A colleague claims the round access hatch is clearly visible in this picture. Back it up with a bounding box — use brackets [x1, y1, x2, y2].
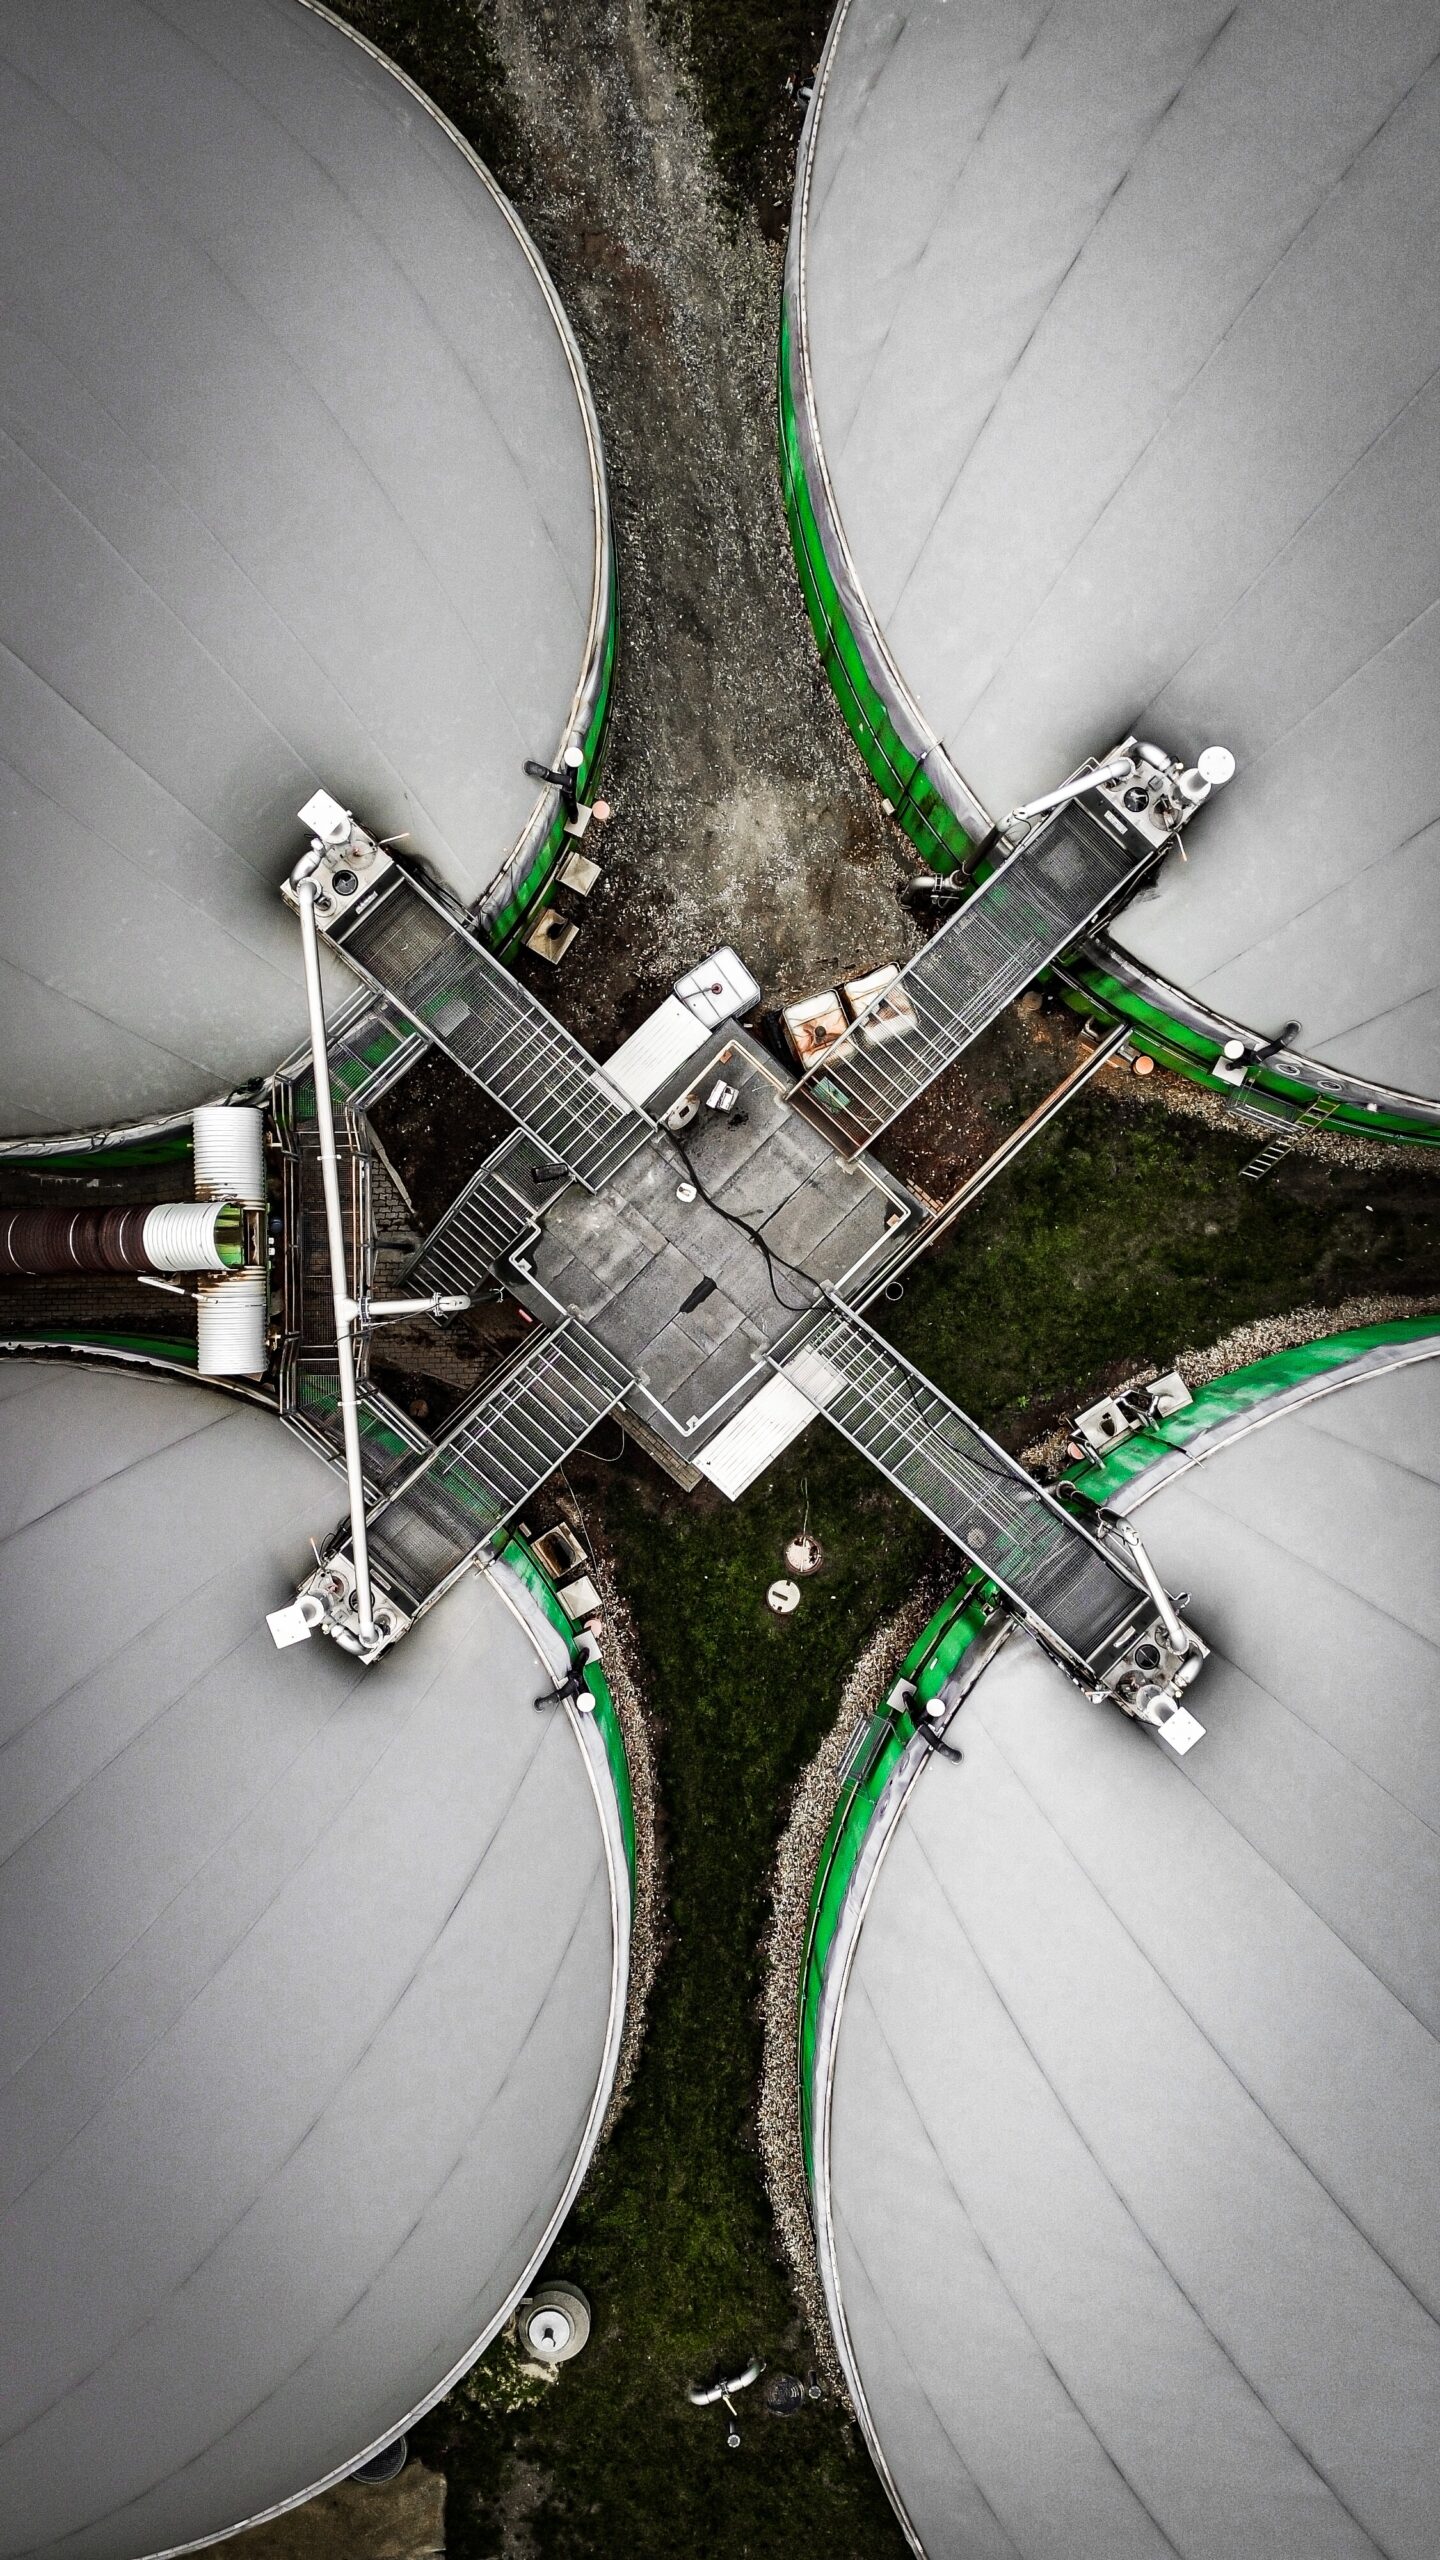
[518, 2283, 592, 2364]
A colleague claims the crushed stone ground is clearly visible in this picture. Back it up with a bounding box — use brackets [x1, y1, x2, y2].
[490, 0, 919, 1054]
[755, 1569, 949, 2404]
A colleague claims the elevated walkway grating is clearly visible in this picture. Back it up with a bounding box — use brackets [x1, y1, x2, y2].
[791, 804, 1155, 1150]
[403, 1131, 559, 1299]
[273, 986, 428, 1132]
[280, 1360, 434, 1496]
[775, 1303, 1144, 1670]
[327, 870, 651, 1189]
[354, 1319, 634, 1617]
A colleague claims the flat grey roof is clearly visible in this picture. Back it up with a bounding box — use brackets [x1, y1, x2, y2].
[0, 1363, 621, 2560]
[0, 0, 605, 1138]
[520, 1031, 916, 1464]
[796, 0, 1440, 1096]
[824, 1337, 1440, 2558]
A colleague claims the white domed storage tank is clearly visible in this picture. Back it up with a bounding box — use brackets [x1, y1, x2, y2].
[0, 1360, 631, 2559]
[0, 0, 612, 1141]
[783, 0, 1440, 1141]
[802, 1318, 1440, 2558]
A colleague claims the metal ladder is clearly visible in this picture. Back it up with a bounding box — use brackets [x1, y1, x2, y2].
[402, 1131, 561, 1300]
[335, 1319, 634, 1620]
[323, 867, 651, 1189]
[1239, 1093, 1341, 1178]
[790, 800, 1155, 1151]
[774, 1302, 1147, 1674]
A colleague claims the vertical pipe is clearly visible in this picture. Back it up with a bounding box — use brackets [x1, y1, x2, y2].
[292, 874, 377, 1646]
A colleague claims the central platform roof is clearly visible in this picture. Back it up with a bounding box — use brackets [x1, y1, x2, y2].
[0, 1362, 625, 2560]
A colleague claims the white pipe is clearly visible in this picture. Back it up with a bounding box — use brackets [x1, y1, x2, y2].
[1008, 754, 1136, 825]
[292, 869, 376, 1646]
[140, 1199, 234, 1271]
[195, 1267, 268, 1377]
[362, 1294, 472, 1320]
[1108, 1515, 1187, 1652]
[193, 1103, 266, 1206]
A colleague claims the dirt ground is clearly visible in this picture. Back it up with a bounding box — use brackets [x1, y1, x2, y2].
[490, 0, 919, 1052]
[228, 2463, 444, 2559]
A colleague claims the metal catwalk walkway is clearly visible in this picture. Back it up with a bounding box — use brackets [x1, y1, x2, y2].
[777, 1303, 1147, 1674]
[403, 1129, 560, 1300]
[325, 860, 651, 1188]
[335, 1319, 634, 1620]
[791, 802, 1155, 1151]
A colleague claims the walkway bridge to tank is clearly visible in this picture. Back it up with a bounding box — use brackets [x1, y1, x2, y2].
[285, 800, 1205, 1732]
[788, 799, 1159, 1152]
[774, 1301, 1149, 1680]
[318, 861, 652, 1189]
[323, 1318, 633, 1626]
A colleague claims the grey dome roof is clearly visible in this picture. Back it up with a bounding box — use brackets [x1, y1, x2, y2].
[0, 0, 607, 1140]
[0, 1363, 626, 2560]
[791, 0, 1440, 1098]
[817, 1331, 1440, 2558]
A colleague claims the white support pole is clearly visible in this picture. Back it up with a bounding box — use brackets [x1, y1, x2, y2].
[292, 864, 377, 1646]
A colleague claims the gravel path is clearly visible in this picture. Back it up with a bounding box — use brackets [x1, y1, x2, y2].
[1019, 1287, 1440, 1476]
[552, 1477, 665, 2145]
[491, 0, 918, 1050]
[755, 1569, 949, 2402]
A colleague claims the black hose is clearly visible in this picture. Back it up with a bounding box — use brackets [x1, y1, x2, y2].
[659, 1127, 816, 1315]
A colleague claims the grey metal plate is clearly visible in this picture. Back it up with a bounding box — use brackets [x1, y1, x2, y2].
[0, 0, 601, 1135]
[797, 0, 1440, 1095]
[0, 1363, 619, 2560]
[825, 1345, 1440, 2559]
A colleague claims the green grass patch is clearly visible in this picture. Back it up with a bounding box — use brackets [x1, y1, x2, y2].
[416, 1434, 925, 2557]
[881, 1092, 1438, 1442]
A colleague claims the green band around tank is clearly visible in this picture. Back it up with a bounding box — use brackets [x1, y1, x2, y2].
[798, 1571, 994, 2184]
[1066, 1316, 1440, 1507]
[486, 555, 619, 956]
[0, 1330, 199, 1366]
[778, 309, 976, 876]
[0, 1130, 196, 1171]
[500, 1532, 636, 1887]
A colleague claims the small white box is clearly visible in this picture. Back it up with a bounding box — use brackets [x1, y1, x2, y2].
[267, 1600, 315, 1649]
[674, 946, 762, 1028]
[1157, 1705, 1206, 1755]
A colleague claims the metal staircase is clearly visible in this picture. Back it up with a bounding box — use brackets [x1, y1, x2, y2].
[332, 1319, 634, 1621]
[402, 1130, 562, 1300]
[775, 1303, 1149, 1675]
[321, 863, 651, 1189]
[1239, 1092, 1341, 1179]
[791, 801, 1156, 1151]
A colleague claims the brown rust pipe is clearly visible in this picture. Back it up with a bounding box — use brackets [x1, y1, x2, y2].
[0, 1200, 242, 1276]
[0, 1206, 157, 1275]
